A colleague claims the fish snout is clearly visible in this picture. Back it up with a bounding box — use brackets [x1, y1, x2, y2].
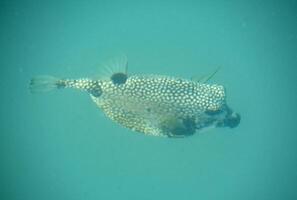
[224, 112, 241, 128]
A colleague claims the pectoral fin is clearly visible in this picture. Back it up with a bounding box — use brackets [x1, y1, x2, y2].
[160, 116, 196, 138]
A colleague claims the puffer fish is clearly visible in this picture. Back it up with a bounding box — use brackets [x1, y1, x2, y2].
[29, 57, 240, 138]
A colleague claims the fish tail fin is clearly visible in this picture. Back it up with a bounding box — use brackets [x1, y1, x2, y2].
[29, 75, 66, 93]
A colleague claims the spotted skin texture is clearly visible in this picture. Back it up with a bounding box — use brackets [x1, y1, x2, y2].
[64, 75, 227, 137]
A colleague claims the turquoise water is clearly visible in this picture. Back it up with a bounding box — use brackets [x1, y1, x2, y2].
[1, 1, 297, 199]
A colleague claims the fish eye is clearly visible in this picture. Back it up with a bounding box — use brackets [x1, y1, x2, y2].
[111, 72, 127, 85]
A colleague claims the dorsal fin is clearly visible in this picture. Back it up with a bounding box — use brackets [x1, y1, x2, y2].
[94, 55, 128, 80]
[191, 67, 220, 83]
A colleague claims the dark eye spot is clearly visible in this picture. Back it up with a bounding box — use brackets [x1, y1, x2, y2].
[111, 73, 127, 85]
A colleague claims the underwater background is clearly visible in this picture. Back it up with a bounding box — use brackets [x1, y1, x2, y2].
[1, 0, 297, 200]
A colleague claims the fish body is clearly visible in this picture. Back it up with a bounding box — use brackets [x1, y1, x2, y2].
[30, 61, 240, 138]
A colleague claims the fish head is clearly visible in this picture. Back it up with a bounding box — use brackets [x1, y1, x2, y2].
[205, 104, 240, 129]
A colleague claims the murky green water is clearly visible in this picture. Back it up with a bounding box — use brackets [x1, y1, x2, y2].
[1, 1, 297, 199]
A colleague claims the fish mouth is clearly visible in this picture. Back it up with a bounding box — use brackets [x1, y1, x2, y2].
[206, 105, 241, 129]
[224, 112, 241, 128]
